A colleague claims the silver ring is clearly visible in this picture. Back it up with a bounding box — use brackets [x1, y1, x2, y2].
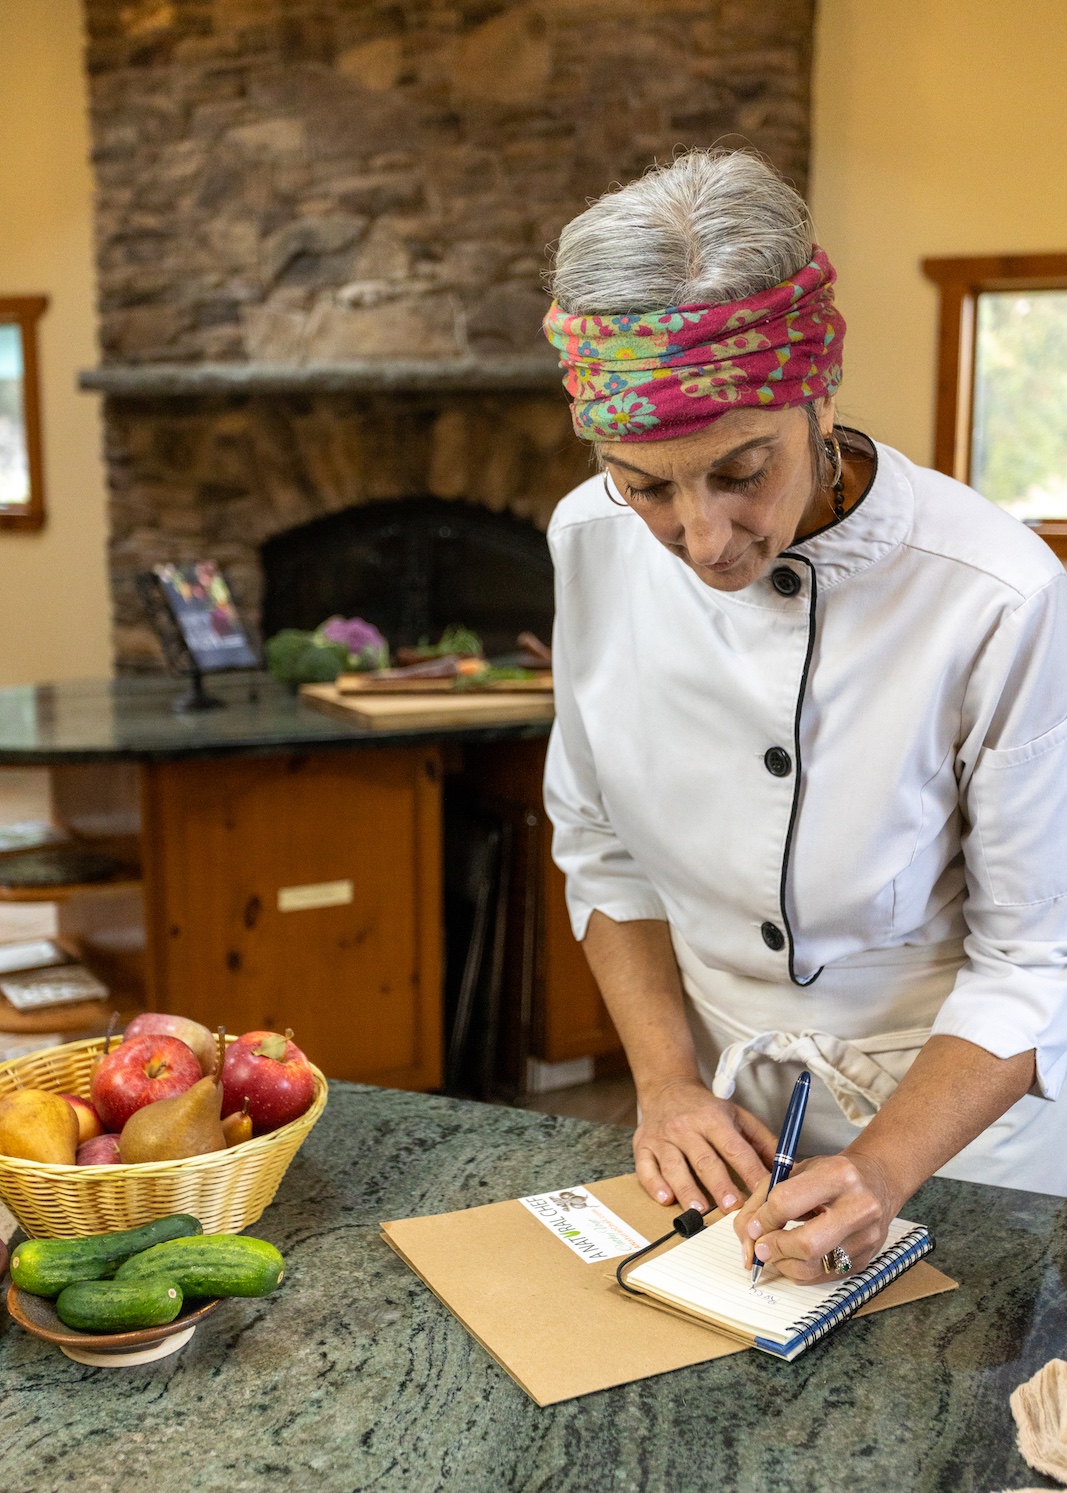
[822, 1246, 852, 1276]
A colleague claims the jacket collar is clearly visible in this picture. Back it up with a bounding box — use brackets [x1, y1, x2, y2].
[787, 440, 913, 588]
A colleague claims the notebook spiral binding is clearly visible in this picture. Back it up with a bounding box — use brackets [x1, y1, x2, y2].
[789, 1226, 933, 1351]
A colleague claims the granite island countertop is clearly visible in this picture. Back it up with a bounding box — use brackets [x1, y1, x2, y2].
[0, 675, 551, 764]
[1, 1085, 1065, 1493]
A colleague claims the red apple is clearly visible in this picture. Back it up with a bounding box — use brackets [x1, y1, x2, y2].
[90, 1035, 202, 1132]
[60, 1094, 103, 1145]
[221, 1029, 315, 1135]
[124, 1012, 218, 1076]
[77, 1133, 122, 1166]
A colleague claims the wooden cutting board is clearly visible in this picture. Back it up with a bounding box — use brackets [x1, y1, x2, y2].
[333, 672, 553, 694]
[300, 683, 555, 731]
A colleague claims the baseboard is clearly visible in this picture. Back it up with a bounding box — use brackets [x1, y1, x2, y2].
[524, 1055, 595, 1094]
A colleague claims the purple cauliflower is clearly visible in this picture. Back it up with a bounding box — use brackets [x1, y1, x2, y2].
[317, 616, 389, 671]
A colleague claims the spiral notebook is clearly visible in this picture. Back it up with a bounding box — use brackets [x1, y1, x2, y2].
[626, 1213, 934, 1361]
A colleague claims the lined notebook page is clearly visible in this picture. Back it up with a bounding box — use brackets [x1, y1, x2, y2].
[628, 1214, 918, 1343]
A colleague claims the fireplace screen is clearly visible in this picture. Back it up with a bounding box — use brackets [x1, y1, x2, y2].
[260, 497, 554, 659]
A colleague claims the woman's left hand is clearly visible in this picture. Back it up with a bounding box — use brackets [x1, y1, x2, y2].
[732, 1151, 898, 1283]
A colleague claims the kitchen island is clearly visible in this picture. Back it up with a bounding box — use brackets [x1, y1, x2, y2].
[0, 677, 615, 1091]
[1, 1086, 1062, 1492]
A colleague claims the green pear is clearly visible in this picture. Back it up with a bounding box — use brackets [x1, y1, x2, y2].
[119, 1075, 226, 1163]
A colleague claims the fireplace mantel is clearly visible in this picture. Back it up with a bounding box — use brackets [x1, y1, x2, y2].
[78, 359, 564, 399]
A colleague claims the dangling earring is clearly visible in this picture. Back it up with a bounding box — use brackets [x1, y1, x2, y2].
[824, 434, 845, 520]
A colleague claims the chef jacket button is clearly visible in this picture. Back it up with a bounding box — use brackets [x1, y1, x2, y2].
[771, 566, 801, 596]
[761, 921, 786, 951]
[764, 746, 792, 777]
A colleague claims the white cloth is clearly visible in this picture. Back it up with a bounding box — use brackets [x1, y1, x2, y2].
[543, 439, 1067, 1179]
[673, 929, 1067, 1195]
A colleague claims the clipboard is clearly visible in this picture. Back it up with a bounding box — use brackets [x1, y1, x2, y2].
[381, 1174, 957, 1406]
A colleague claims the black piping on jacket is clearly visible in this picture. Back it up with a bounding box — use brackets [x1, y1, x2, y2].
[777, 550, 823, 989]
[774, 429, 879, 988]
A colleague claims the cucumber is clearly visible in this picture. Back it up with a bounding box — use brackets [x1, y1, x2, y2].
[10, 1214, 203, 1298]
[115, 1233, 285, 1298]
[56, 1277, 184, 1333]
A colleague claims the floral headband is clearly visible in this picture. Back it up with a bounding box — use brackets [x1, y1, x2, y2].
[542, 248, 845, 442]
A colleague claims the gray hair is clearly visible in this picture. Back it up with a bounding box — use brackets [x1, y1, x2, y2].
[552, 151, 834, 485]
[549, 150, 813, 315]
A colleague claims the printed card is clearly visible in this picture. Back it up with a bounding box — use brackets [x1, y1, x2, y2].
[518, 1185, 650, 1263]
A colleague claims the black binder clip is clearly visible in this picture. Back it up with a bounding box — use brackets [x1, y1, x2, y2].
[616, 1207, 707, 1295]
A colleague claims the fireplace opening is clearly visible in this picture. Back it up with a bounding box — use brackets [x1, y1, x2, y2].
[260, 497, 554, 659]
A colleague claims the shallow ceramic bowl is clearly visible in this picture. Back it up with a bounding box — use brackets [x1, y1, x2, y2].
[5, 1282, 222, 1366]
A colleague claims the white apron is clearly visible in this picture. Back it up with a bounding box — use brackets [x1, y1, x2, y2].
[673, 928, 1067, 1197]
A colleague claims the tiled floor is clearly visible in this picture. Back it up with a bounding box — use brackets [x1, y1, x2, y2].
[517, 1072, 637, 1129]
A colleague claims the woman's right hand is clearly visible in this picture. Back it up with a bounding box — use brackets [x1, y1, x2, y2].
[634, 1076, 777, 1214]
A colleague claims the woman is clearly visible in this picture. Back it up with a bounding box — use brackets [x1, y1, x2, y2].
[540, 150, 1067, 1285]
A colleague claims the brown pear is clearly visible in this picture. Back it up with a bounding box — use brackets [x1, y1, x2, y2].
[0, 1089, 79, 1164]
[221, 1097, 252, 1148]
[119, 1074, 226, 1163]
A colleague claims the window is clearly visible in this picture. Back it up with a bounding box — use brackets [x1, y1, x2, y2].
[0, 295, 47, 532]
[922, 256, 1067, 552]
[972, 290, 1067, 518]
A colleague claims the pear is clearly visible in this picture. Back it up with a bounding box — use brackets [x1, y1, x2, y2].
[119, 1074, 226, 1163]
[0, 1089, 79, 1164]
[221, 1097, 252, 1148]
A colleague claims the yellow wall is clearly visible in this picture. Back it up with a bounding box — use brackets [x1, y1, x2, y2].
[0, 0, 111, 686]
[810, 0, 1067, 467]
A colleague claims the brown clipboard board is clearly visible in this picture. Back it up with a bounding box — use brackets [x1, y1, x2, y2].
[381, 1173, 957, 1406]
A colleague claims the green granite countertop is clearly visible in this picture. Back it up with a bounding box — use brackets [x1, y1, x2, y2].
[0, 675, 551, 764]
[1, 1085, 1064, 1492]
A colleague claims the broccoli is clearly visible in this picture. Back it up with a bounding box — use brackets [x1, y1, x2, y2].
[265, 629, 349, 686]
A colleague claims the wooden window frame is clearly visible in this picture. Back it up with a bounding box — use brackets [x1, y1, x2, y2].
[0, 295, 48, 532]
[922, 254, 1067, 479]
[923, 255, 1067, 561]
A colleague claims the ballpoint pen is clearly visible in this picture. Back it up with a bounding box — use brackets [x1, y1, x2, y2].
[750, 1070, 810, 1286]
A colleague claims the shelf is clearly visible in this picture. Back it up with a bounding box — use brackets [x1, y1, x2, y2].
[78, 357, 564, 399]
[0, 877, 142, 904]
[0, 822, 68, 858]
[0, 986, 142, 1036]
[0, 935, 145, 1035]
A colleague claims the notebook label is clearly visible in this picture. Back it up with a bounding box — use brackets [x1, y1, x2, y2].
[518, 1186, 650, 1263]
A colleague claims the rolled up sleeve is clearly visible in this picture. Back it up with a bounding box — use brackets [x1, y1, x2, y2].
[544, 716, 667, 941]
[931, 574, 1067, 1097]
[543, 515, 666, 941]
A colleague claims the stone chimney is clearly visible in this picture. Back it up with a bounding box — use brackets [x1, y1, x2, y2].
[81, 0, 815, 668]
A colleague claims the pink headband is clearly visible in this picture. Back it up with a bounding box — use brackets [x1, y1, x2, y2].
[542, 248, 845, 442]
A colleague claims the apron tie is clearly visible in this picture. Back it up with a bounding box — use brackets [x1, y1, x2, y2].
[711, 1025, 932, 1128]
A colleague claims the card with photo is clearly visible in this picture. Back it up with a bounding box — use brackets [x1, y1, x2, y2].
[152, 561, 258, 673]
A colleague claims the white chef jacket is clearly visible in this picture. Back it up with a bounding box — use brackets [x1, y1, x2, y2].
[544, 439, 1067, 1102]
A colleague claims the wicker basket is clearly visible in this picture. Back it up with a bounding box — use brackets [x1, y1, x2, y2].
[0, 1035, 328, 1238]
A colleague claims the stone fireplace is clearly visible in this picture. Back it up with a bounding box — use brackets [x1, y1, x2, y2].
[100, 385, 580, 666]
[79, 0, 816, 669]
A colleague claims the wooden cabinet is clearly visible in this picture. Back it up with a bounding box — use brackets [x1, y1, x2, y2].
[141, 747, 442, 1089]
[0, 731, 607, 1095]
